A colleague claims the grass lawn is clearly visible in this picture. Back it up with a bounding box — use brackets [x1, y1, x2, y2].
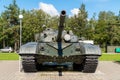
[0, 53, 19, 60]
[99, 53, 120, 61]
[0, 53, 120, 61]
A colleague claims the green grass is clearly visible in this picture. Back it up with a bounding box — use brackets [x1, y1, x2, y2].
[99, 53, 120, 61]
[0, 53, 19, 60]
[0, 53, 120, 61]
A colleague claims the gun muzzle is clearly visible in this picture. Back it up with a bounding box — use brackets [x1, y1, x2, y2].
[57, 10, 66, 42]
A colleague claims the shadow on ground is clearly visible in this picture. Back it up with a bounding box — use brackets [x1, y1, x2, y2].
[37, 62, 82, 72]
[35, 63, 82, 76]
[114, 61, 120, 64]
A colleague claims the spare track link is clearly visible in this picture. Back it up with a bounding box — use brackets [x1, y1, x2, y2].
[82, 56, 98, 73]
[21, 55, 37, 72]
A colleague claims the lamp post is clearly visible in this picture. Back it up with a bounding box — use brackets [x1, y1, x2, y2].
[19, 14, 23, 72]
[19, 14, 23, 48]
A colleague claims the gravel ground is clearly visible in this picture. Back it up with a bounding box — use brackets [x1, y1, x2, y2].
[0, 61, 120, 80]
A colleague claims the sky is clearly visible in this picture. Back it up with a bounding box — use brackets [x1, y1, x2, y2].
[0, 0, 120, 19]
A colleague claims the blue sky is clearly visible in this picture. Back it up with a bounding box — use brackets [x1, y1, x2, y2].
[0, 0, 120, 19]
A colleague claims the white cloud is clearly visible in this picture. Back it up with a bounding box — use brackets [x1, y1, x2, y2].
[70, 8, 79, 17]
[39, 2, 59, 17]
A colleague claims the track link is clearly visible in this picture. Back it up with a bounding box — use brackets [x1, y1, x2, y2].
[21, 55, 37, 72]
[82, 56, 98, 73]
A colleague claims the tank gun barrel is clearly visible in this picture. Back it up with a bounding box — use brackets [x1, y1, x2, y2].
[57, 10, 66, 42]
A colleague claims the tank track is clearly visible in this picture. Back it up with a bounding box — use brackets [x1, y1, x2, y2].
[82, 56, 98, 73]
[21, 55, 37, 72]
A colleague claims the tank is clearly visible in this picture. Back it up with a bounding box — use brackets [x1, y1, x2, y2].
[19, 10, 101, 73]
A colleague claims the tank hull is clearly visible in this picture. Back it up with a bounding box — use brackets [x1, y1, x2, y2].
[19, 42, 101, 73]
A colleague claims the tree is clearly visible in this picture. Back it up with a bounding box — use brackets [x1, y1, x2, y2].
[22, 9, 50, 43]
[4, 0, 19, 26]
[86, 13, 97, 40]
[47, 16, 59, 29]
[94, 11, 120, 52]
[68, 4, 88, 38]
[0, 0, 20, 51]
[77, 4, 88, 38]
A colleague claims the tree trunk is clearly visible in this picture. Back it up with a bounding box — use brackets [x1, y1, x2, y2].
[14, 42, 17, 52]
[3, 40, 5, 48]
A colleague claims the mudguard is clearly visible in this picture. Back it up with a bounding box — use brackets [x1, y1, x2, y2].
[19, 42, 38, 54]
[79, 43, 101, 55]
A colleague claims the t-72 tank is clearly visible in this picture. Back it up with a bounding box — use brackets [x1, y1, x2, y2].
[19, 10, 101, 73]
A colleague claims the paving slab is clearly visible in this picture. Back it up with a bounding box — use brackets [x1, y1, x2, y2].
[0, 61, 120, 80]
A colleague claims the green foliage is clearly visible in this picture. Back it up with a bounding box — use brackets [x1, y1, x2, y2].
[3, 0, 19, 26]
[68, 4, 88, 38]
[84, 13, 97, 40]
[0, 2, 120, 51]
[0, 0, 51, 49]
[94, 11, 120, 47]
[0, 0, 20, 50]
[22, 9, 50, 43]
[47, 16, 59, 29]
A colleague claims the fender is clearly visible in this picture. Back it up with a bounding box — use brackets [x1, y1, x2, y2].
[79, 43, 101, 55]
[19, 42, 38, 54]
